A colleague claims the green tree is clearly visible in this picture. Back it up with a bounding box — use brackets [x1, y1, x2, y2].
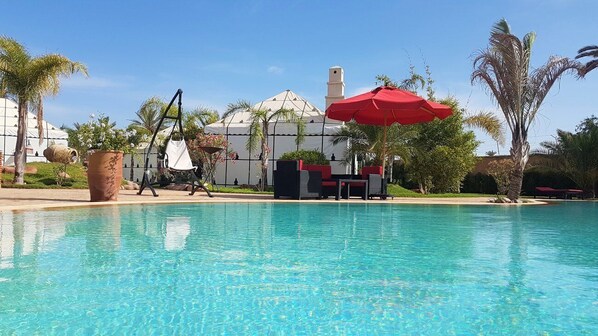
[541, 116, 598, 197]
[408, 98, 479, 193]
[0, 36, 88, 184]
[376, 67, 425, 93]
[64, 122, 85, 158]
[183, 106, 219, 140]
[223, 100, 306, 191]
[576, 45, 598, 76]
[471, 19, 581, 201]
[129, 96, 168, 136]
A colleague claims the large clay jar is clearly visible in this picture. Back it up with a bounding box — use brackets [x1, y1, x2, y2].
[87, 150, 123, 202]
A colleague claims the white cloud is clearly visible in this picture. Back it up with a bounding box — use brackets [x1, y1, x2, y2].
[267, 66, 284, 75]
[62, 76, 128, 89]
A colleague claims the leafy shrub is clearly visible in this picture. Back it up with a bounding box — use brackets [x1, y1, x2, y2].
[279, 149, 329, 165]
[487, 159, 514, 195]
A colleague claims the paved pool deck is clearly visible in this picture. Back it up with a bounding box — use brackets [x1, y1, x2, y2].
[0, 187, 551, 212]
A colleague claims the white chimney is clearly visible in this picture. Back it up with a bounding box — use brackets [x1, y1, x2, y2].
[325, 66, 345, 110]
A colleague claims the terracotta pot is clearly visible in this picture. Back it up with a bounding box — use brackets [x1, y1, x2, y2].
[43, 145, 78, 164]
[87, 150, 123, 202]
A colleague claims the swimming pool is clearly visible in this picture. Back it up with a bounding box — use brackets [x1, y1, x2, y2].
[1, 202, 597, 334]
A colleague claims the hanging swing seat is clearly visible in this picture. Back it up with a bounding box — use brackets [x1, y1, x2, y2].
[137, 89, 212, 197]
[164, 138, 212, 196]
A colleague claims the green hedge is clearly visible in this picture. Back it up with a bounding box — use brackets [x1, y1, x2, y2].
[461, 167, 577, 195]
[278, 149, 329, 165]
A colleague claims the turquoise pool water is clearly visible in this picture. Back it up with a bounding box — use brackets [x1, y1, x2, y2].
[1, 202, 597, 334]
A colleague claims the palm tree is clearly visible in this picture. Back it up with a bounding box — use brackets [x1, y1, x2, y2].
[129, 96, 168, 135]
[0, 36, 87, 184]
[541, 117, 598, 198]
[576, 45, 598, 76]
[331, 122, 414, 169]
[223, 100, 305, 191]
[190, 106, 219, 127]
[471, 19, 582, 201]
[183, 106, 219, 139]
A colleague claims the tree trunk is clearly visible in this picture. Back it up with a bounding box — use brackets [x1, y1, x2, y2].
[129, 155, 134, 181]
[260, 136, 268, 191]
[13, 100, 28, 184]
[507, 137, 530, 202]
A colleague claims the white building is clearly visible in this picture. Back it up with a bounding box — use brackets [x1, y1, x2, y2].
[204, 66, 349, 186]
[0, 98, 68, 165]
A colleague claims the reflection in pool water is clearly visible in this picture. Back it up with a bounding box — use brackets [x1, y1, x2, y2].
[0, 202, 597, 334]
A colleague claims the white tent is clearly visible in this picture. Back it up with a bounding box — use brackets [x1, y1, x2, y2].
[204, 90, 349, 186]
[0, 98, 68, 165]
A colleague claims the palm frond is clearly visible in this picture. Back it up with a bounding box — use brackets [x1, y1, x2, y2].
[464, 111, 505, 145]
[191, 107, 219, 126]
[575, 45, 598, 76]
[473, 21, 581, 135]
[491, 18, 511, 35]
[576, 45, 598, 58]
[267, 108, 306, 146]
[27, 54, 88, 98]
[222, 99, 252, 120]
[246, 118, 262, 152]
[527, 57, 583, 128]
[129, 96, 167, 133]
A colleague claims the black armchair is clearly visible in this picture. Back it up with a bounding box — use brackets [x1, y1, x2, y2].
[273, 160, 322, 200]
[346, 166, 389, 199]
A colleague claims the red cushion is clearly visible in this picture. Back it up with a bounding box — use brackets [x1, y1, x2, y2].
[303, 164, 332, 180]
[297, 160, 303, 171]
[347, 181, 366, 187]
[361, 166, 383, 179]
[322, 180, 339, 187]
[535, 186, 556, 192]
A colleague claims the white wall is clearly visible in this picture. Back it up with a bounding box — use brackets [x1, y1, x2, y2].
[122, 148, 160, 183]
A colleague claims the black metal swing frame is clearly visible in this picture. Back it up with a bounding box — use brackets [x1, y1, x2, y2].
[137, 89, 212, 197]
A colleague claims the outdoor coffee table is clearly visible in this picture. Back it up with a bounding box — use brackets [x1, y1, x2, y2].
[336, 179, 368, 201]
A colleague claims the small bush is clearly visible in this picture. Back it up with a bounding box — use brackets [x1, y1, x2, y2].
[278, 149, 329, 165]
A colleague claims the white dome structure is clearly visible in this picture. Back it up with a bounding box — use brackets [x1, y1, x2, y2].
[205, 89, 349, 186]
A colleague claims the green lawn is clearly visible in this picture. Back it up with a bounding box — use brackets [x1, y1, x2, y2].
[1, 162, 88, 189]
[387, 184, 492, 198]
[1, 162, 492, 198]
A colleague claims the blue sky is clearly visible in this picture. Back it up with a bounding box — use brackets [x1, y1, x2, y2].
[3, 0, 597, 154]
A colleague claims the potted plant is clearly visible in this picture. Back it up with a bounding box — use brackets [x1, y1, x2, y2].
[73, 114, 139, 202]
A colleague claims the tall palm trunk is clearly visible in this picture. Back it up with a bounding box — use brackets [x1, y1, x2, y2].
[129, 155, 135, 181]
[507, 130, 530, 201]
[13, 100, 28, 184]
[260, 123, 269, 191]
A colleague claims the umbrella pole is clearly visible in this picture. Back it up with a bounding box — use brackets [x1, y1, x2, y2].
[382, 114, 387, 179]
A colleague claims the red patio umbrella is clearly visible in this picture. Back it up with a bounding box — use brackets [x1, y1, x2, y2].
[325, 86, 453, 176]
